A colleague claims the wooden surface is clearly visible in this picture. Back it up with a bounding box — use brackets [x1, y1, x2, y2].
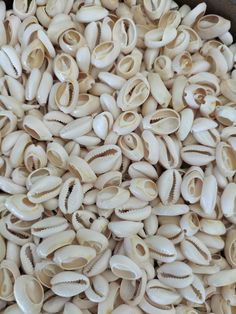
[3, 0, 236, 37]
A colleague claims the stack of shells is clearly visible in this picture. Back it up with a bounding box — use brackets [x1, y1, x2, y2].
[0, 0, 235, 313]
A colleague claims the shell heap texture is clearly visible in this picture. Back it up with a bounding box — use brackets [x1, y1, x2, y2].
[0, 0, 235, 313]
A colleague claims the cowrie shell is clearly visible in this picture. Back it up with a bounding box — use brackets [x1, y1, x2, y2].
[110, 254, 142, 280]
[157, 261, 193, 289]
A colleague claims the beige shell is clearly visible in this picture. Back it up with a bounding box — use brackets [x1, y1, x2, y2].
[181, 145, 215, 166]
[53, 245, 96, 270]
[144, 26, 177, 49]
[148, 73, 172, 108]
[36, 230, 75, 258]
[179, 275, 205, 304]
[216, 142, 236, 178]
[0, 45, 22, 79]
[0, 259, 20, 301]
[109, 221, 144, 238]
[91, 41, 120, 69]
[118, 133, 144, 162]
[181, 166, 204, 204]
[129, 178, 158, 202]
[67, 155, 97, 183]
[35, 261, 62, 288]
[157, 224, 184, 244]
[224, 229, 236, 267]
[76, 5, 108, 23]
[158, 169, 182, 205]
[179, 212, 200, 236]
[20, 242, 40, 275]
[54, 80, 79, 114]
[5, 194, 43, 221]
[51, 271, 90, 297]
[53, 53, 78, 82]
[96, 186, 130, 210]
[142, 109, 180, 135]
[23, 115, 52, 141]
[117, 74, 150, 111]
[76, 228, 108, 254]
[85, 144, 122, 175]
[116, 48, 142, 80]
[58, 177, 83, 215]
[207, 269, 236, 287]
[14, 275, 44, 314]
[145, 235, 177, 263]
[27, 176, 62, 204]
[157, 261, 193, 289]
[85, 274, 109, 303]
[110, 254, 142, 280]
[113, 111, 141, 136]
[180, 236, 211, 265]
[112, 17, 137, 54]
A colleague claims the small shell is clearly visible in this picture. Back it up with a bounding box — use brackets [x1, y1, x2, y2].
[200, 218, 226, 236]
[23, 115, 52, 141]
[145, 235, 177, 263]
[20, 242, 40, 275]
[142, 109, 180, 135]
[113, 18, 137, 54]
[83, 249, 111, 277]
[179, 212, 200, 236]
[76, 228, 108, 254]
[224, 229, 236, 267]
[142, 130, 160, 165]
[94, 171, 122, 190]
[58, 177, 83, 215]
[67, 155, 97, 183]
[113, 111, 141, 136]
[53, 53, 78, 82]
[207, 269, 236, 287]
[117, 74, 150, 111]
[118, 133, 144, 162]
[179, 275, 205, 304]
[200, 175, 218, 216]
[116, 48, 142, 79]
[21, 39, 45, 72]
[96, 186, 130, 210]
[27, 176, 62, 204]
[181, 167, 204, 204]
[0, 177, 26, 194]
[76, 5, 108, 23]
[144, 26, 177, 49]
[85, 144, 122, 174]
[54, 80, 79, 114]
[0, 45, 22, 78]
[47, 141, 68, 169]
[181, 145, 215, 166]
[157, 261, 193, 288]
[14, 275, 44, 314]
[24, 144, 47, 173]
[180, 236, 211, 265]
[221, 79, 236, 102]
[35, 261, 62, 288]
[91, 41, 120, 69]
[53, 245, 96, 270]
[5, 194, 43, 221]
[216, 142, 236, 178]
[129, 178, 158, 202]
[153, 202, 189, 216]
[110, 254, 142, 280]
[108, 221, 144, 238]
[43, 111, 73, 137]
[60, 29, 85, 57]
[85, 274, 109, 303]
[145, 279, 181, 306]
[31, 216, 67, 239]
[51, 271, 90, 297]
[158, 169, 182, 205]
[123, 235, 150, 266]
[157, 224, 184, 244]
[93, 112, 113, 140]
[148, 73, 172, 108]
[36, 230, 75, 258]
[0, 259, 20, 301]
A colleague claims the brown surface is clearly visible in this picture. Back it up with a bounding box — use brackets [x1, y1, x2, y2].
[3, 0, 236, 37]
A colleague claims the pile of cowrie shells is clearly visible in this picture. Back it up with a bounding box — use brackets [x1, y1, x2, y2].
[0, 0, 235, 313]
